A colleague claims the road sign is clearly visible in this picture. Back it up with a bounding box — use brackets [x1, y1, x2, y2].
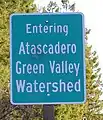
[10, 13, 86, 105]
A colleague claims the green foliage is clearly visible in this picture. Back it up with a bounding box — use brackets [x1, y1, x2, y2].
[47, 1, 58, 12]
[42, 1, 59, 13]
[84, 43, 103, 119]
[55, 104, 85, 120]
[0, 0, 43, 120]
[41, 0, 75, 13]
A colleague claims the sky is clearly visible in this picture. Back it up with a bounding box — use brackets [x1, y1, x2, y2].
[35, 0, 103, 74]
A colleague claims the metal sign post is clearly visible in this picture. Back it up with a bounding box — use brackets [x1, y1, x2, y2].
[43, 105, 54, 120]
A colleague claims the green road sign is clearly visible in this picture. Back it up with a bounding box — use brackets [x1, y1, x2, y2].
[10, 13, 86, 105]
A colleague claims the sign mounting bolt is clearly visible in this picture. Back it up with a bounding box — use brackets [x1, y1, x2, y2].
[45, 20, 48, 23]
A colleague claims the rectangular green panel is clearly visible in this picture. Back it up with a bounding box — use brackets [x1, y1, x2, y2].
[10, 13, 86, 105]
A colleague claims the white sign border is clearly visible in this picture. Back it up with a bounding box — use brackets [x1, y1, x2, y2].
[10, 12, 86, 105]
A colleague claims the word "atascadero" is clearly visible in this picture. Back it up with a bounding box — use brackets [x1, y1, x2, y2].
[18, 42, 76, 55]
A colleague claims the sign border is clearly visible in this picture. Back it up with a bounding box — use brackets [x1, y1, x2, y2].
[10, 12, 86, 105]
